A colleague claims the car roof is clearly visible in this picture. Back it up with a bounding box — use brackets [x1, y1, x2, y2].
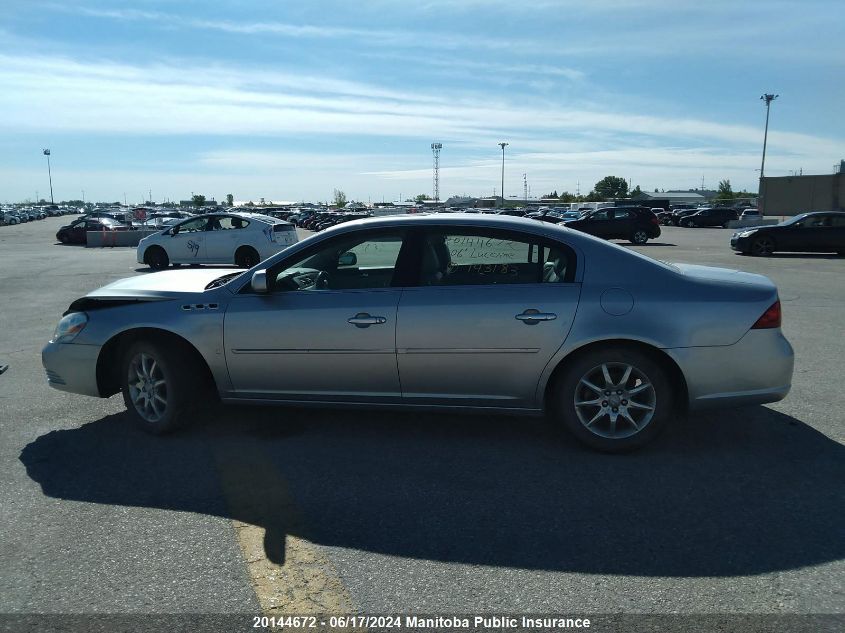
[316, 212, 600, 245]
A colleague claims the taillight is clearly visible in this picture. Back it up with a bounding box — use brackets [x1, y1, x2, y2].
[752, 300, 781, 329]
[650, 216, 659, 225]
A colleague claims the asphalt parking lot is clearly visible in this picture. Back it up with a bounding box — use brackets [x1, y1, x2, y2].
[0, 216, 843, 625]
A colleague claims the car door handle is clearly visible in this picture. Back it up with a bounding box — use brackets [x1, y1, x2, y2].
[516, 310, 557, 324]
[348, 313, 387, 328]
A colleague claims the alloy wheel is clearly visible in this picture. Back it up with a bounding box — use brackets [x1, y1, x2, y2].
[127, 352, 168, 423]
[751, 237, 774, 256]
[573, 362, 656, 439]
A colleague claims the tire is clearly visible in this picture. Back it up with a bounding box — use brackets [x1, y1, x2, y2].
[550, 346, 673, 453]
[144, 246, 169, 270]
[722, 222, 731, 229]
[58, 233, 68, 244]
[630, 230, 649, 245]
[235, 246, 260, 268]
[120, 340, 204, 435]
[750, 236, 775, 257]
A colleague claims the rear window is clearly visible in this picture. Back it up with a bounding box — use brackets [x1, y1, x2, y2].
[274, 224, 296, 232]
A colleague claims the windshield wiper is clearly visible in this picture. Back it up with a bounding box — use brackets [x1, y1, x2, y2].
[205, 272, 243, 289]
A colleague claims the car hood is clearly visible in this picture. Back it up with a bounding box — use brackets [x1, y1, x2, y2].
[86, 269, 232, 300]
[673, 263, 776, 291]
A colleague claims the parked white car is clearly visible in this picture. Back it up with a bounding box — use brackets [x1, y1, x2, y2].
[137, 212, 298, 269]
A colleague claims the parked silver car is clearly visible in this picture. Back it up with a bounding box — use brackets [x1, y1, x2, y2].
[42, 214, 793, 451]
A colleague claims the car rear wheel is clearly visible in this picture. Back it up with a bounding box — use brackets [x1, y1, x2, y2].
[235, 246, 260, 268]
[144, 246, 169, 270]
[722, 221, 731, 228]
[120, 340, 202, 435]
[551, 347, 673, 452]
[630, 230, 649, 245]
[58, 233, 68, 244]
[750, 236, 775, 256]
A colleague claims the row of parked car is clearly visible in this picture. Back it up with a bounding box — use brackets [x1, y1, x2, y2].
[657, 206, 759, 228]
[1, 205, 82, 225]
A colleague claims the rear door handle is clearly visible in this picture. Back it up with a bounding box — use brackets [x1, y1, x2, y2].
[348, 313, 387, 328]
[516, 309, 557, 324]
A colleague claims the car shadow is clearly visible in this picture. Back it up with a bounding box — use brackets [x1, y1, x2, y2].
[626, 242, 677, 247]
[735, 253, 843, 260]
[19, 405, 844, 577]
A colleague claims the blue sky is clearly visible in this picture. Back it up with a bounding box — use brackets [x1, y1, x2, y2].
[1, 0, 843, 204]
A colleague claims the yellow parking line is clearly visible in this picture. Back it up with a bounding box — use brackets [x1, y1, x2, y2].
[213, 442, 357, 615]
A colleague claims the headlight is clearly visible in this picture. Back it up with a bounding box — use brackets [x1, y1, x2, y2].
[52, 312, 88, 343]
[737, 230, 757, 238]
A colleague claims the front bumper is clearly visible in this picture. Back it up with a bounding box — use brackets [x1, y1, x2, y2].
[667, 328, 794, 411]
[42, 341, 102, 397]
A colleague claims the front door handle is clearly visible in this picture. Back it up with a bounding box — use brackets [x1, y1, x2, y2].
[516, 309, 557, 325]
[348, 313, 387, 328]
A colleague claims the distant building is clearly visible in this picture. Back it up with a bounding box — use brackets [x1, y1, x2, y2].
[631, 191, 710, 205]
[760, 165, 844, 216]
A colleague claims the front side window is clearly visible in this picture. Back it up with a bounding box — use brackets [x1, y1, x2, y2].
[419, 229, 574, 286]
[271, 232, 406, 291]
[177, 217, 209, 233]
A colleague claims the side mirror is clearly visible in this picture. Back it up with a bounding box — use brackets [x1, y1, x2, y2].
[251, 269, 269, 293]
[338, 251, 357, 267]
[170, 226, 180, 235]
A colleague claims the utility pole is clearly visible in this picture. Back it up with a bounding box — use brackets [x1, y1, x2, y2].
[523, 173, 528, 204]
[431, 142, 442, 202]
[498, 142, 508, 208]
[82, 189, 85, 205]
[42, 149, 54, 204]
[759, 94, 779, 201]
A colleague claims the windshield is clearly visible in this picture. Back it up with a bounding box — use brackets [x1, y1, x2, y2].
[779, 213, 812, 226]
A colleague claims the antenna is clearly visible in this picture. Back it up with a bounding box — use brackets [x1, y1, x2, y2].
[431, 142, 442, 202]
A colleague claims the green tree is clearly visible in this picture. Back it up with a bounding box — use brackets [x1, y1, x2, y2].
[716, 179, 734, 200]
[585, 190, 605, 202]
[333, 189, 347, 207]
[414, 193, 432, 203]
[559, 191, 576, 203]
[192, 194, 206, 207]
[226, 193, 234, 206]
[593, 176, 628, 199]
[631, 185, 643, 197]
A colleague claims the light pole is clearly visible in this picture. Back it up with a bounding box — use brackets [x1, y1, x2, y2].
[498, 142, 508, 208]
[759, 94, 778, 201]
[42, 149, 54, 204]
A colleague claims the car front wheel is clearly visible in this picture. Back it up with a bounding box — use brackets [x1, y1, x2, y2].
[552, 347, 673, 452]
[121, 340, 202, 435]
[144, 246, 169, 269]
[750, 236, 775, 256]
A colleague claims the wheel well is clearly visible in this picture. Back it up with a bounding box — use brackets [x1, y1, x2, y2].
[96, 327, 217, 398]
[142, 244, 165, 262]
[544, 339, 688, 414]
[235, 245, 258, 256]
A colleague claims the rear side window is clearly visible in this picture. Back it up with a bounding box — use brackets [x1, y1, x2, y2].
[273, 224, 295, 232]
[419, 228, 575, 286]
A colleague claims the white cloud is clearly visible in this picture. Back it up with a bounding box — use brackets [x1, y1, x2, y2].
[0, 52, 840, 199]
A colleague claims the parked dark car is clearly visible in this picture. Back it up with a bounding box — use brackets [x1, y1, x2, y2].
[56, 217, 130, 244]
[670, 208, 701, 226]
[731, 211, 845, 256]
[564, 206, 661, 244]
[680, 207, 739, 228]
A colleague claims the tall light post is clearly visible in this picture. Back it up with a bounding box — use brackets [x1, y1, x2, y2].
[759, 94, 778, 201]
[42, 149, 54, 204]
[498, 142, 508, 207]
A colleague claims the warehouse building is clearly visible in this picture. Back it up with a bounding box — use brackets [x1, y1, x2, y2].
[760, 163, 844, 216]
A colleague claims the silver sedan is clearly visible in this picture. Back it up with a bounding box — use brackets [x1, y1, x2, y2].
[42, 214, 793, 452]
